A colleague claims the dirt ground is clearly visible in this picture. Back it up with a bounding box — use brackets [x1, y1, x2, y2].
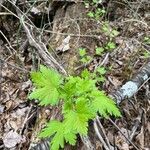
[0, 0, 150, 150]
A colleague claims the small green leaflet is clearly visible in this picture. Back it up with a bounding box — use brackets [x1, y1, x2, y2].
[39, 120, 76, 150]
[29, 65, 62, 105]
[144, 36, 150, 44]
[105, 42, 116, 50]
[110, 30, 119, 37]
[87, 11, 94, 18]
[81, 69, 91, 79]
[62, 76, 96, 98]
[91, 90, 121, 117]
[64, 98, 95, 135]
[96, 67, 106, 75]
[79, 48, 86, 57]
[95, 47, 104, 55]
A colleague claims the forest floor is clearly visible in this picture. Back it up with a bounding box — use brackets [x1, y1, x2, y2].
[0, 0, 150, 150]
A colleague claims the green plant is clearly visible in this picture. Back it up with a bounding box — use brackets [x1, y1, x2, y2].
[110, 29, 120, 38]
[102, 22, 119, 38]
[79, 48, 92, 63]
[87, 8, 105, 20]
[102, 22, 109, 32]
[105, 41, 116, 50]
[100, 22, 119, 52]
[29, 65, 121, 150]
[84, 0, 103, 8]
[94, 66, 107, 82]
[94, 41, 116, 56]
[92, 0, 102, 5]
[95, 47, 104, 55]
[144, 36, 150, 44]
[143, 51, 150, 58]
[86, 0, 105, 20]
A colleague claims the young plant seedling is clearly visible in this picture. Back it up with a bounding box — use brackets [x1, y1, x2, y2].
[29, 65, 121, 150]
[95, 47, 104, 55]
[144, 36, 150, 44]
[143, 51, 150, 58]
[79, 48, 92, 63]
[86, 0, 105, 20]
[105, 41, 116, 50]
[87, 8, 105, 20]
[95, 66, 107, 82]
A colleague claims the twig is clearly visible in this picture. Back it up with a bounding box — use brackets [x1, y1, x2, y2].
[75, 60, 93, 71]
[80, 135, 95, 150]
[108, 118, 140, 150]
[0, 12, 12, 15]
[130, 109, 144, 141]
[0, 31, 16, 53]
[0, 58, 2, 102]
[96, 116, 113, 149]
[99, 53, 110, 66]
[136, 76, 150, 93]
[94, 120, 110, 150]
[0, 3, 102, 40]
[0, 58, 29, 72]
[44, 29, 101, 39]
[19, 104, 34, 135]
[7, 0, 35, 26]
[122, 19, 148, 27]
[20, 18, 67, 75]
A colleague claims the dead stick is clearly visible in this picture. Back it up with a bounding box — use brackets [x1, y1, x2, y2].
[21, 18, 67, 75]
[111, 62, 150, 104]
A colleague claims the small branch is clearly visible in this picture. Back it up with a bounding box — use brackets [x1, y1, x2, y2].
[111, 62, 150, 104]
[0, 58, 29, 72]
[21, 18, 67, 75]
[0, 0, 4, 11]
[0, 58, 3, 102]
[0, 30, 16, 54]
[94, 120, 110, 150]
[96, 116, 112, 149]
[129, 109, 144, 141]
[80, 135, 94, 150]
[44, 29, 102, 39]
[108, 118, 140, 150]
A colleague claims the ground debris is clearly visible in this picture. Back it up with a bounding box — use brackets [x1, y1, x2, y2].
[3, 130, 22, 148]
[0, 0, 150, 149]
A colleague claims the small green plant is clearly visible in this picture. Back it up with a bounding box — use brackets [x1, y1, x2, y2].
[94, 66, 107, 82]
[105, 41, 116, 50]
[102, 22, 109, 32]
[85, 0, 105, 20]
[94, 41, 116, 55]
[95, 47, 104, 55]
[110, 29, 120, 38]
[92, 0, 102, 4]
[143, 51, 150, 58]
[102, 22, 119, 38]
[84, 0, 103, 8]
[87, 8, 105, 20]
[79, 48, 92, 63]
[87, 11, 95, 18]
[100, 22, 119, 52]
[29, 65, 121, 150]
[144, 36, 150, 44]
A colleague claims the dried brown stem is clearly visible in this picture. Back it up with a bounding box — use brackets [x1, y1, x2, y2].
[21, 19, 67, 75]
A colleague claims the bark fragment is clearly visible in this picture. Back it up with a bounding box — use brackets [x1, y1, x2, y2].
[111, 62, 150, 104]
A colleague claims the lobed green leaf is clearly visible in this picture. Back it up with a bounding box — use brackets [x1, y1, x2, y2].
[29, 65, 62, 105]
